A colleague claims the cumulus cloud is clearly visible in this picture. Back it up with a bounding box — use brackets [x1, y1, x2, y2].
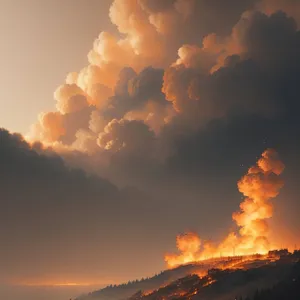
[125, 101, 175, 134]
[30, 111, 65, 143]
[55, 84, 88, 114]
[97, 119, 154, 153]
[28, 0, 273, 152]
[86, 83, 113, 110]
[24, 1, 300, 194]
[89, 110, 108, 134]
[29, 0, 263, 151]
[71, 129, 98, 154]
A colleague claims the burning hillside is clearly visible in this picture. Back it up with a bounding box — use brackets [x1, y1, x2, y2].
[129, 251, 300, 300]
[76, 251, 300, 300]
[165, 149, 285, 268]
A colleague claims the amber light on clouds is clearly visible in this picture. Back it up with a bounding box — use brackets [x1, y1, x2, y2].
[1, 1, 300, 300]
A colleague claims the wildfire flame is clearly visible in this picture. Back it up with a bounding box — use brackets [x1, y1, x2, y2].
[165, 149, 285, 268]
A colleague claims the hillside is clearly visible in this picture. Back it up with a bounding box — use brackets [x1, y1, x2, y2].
[75, 250, 300, 300]
[75, 263, 208, 300]
[129, 251, 300, 300]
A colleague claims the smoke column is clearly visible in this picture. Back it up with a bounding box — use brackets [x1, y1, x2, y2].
[165, 149, 285, 268]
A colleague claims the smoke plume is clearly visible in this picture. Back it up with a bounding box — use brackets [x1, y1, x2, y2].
[26, 1, 300, 185]
[165, 149, 285, 268]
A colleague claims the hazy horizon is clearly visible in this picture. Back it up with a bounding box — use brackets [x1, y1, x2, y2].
[0, 284, 106, 300]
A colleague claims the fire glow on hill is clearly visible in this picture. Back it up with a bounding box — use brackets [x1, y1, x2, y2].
[165, 149, 285, 268]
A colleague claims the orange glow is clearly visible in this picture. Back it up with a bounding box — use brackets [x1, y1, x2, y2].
[14, 278, 110, 288]
[53, 282, 87, 287]
[19, 282, 99, 287]
[203, 278, 217, 287]
[165, 149, 285, 268]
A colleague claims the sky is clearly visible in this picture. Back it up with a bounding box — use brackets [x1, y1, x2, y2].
[1, 0, 300, 300]
[0, 0, 113, 133]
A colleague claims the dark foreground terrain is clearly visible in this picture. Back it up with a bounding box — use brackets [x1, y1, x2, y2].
[76, 250, 300, 300]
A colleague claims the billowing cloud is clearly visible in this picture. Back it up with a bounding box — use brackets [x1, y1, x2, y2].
[28, 0, 264, 151]
[165, 232, 201, 267]
[258, 0, 300, 25]
[30, 111, 65, 143]
[55, 84, 88, 114]
[23, 1, 300, 198]
[97, 119, 154, 153]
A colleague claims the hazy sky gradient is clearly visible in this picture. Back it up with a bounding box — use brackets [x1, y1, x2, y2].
[0, 0, 113, 134]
